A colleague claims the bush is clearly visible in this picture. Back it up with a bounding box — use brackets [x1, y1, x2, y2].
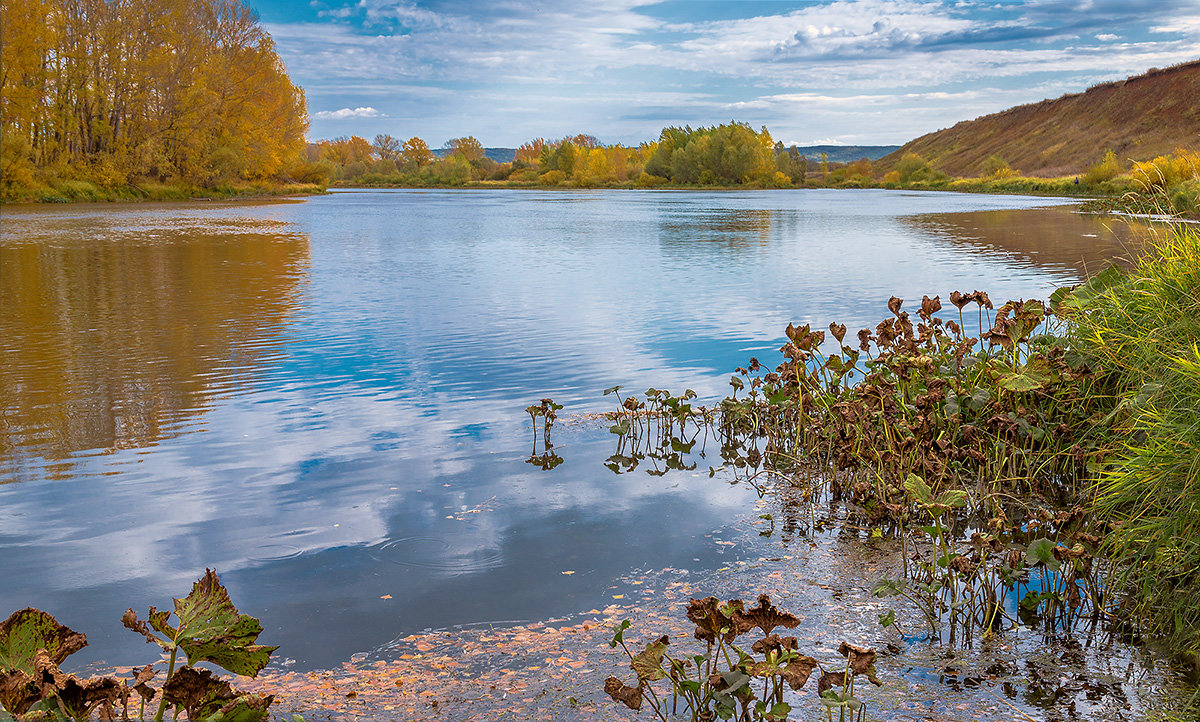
[1083, 150, 1121, 184]
[634, 172, 669, 188]
[538, 169, 566, 185]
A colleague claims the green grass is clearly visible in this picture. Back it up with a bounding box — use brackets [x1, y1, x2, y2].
[2, 180, 325, 204]
[1071, 225, 1200, 658]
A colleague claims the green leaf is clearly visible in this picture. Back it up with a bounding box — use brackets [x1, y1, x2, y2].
[602, 385, 622, 396]
[878, 609, 896, 627]
[609, 620, 631, 648]
[630, 636, 669, 682]
[146, 570, 277, 677]
[934, 489, 968, 508]
[903, 474, 933, 505]
[0, 608, 88, 674]
[1024, 539, 1061, 571]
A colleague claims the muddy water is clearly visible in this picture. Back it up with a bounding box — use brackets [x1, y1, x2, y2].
[0, 189, 1178, 718]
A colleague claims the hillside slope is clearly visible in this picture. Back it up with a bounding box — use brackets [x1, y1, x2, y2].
[882, 61, 1200, 177]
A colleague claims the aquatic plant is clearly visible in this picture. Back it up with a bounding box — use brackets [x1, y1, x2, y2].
[603, 595, 880, 721]
[0, 570, 276, 721]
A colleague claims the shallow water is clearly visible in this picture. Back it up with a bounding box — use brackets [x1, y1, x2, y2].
[0, 189, 1153, 682]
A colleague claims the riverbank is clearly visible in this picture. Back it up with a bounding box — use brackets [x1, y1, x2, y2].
[0, 180, 326, 205]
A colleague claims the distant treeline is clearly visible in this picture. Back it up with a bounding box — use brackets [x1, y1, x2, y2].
[311, 127, 1198, 216]
[312, 123, 829, 189]
[1, 0, 314, 201]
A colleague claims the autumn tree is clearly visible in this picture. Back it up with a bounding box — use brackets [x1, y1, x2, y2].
[444, 136, 484, 162]
[373, 134, 401, 161]
[400, 137, 433, 167]
[0, 0, 309, 196]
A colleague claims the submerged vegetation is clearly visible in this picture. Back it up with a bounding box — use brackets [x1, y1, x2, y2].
[593, 224, 1200, 696]
[0, 0, 318, 203]
[605, 596, 880, 721]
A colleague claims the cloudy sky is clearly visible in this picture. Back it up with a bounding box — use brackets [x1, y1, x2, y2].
[253, 0, 1200, 147]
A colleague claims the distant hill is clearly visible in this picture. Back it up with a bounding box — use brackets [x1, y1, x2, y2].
[793, 145, 900, 162]
[881, 60, 1200, 178]
[432, 147, 515, 163]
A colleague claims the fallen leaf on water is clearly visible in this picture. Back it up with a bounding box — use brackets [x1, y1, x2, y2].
[612, 595, 624, 599]
[561, 571, 575, 575]
[380, 595, 392, 599]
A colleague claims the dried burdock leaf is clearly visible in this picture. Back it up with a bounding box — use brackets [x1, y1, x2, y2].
[751, 634, 799, 656]
[0, 668, 38, 717]
[920, 295, 942, 319]
[33, 649, 123, 721]
[858, 328, 872, 352]
[781, 654, 820, 690]
[685, 597, 742, 643]
[949, 290, 969, 309]
[838, 642, 883, 686]
[976, 290, 994, 309]
[630, 636, 669, 682]
[0, 608, 89, 716]
[829, 323, 847, 343]
[887, 296, 903, 317]
[162, 666, 272, 721]
[0, 608, 88, 671]
[130, 665, 156, 702]
[817, 669, 846, 694]
[733, 595, 800, 637]
[122, 609, 158, 646]
[603, 676, 643, 710]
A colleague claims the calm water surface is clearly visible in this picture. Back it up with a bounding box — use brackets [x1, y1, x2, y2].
[0, 189, 1146, 670]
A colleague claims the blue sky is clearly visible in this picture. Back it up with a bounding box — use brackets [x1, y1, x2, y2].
[253, 0, 1200, 147]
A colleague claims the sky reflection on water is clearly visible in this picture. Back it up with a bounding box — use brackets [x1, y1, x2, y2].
[0, 189, 1147, 668]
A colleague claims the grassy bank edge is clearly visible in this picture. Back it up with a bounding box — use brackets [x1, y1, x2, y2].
[0, 180, 327, 205]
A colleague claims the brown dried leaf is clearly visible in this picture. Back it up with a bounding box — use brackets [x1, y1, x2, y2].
[837, 642, 882, 686]
[603, 676, 643, 710]
[887, 296, 903, 317]
[781, 655, 820, 691]
[122, 609, 159, 646]
[685, 597, 742, 643]
[33, 649, 123, 721]
[750, 634, 798, 656]
[732, 595, 800, 637]
[817, 669, 846, 694]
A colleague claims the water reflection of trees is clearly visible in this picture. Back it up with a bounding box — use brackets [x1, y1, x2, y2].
[899, 207, 1149, 277]
[0, 227, 308, 476]
[658, 209, 779, 249]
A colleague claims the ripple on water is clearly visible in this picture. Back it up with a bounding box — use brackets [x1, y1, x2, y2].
[366, 536, 504, 574]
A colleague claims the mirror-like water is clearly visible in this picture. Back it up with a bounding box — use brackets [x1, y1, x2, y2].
[0, 190, 1150, 681]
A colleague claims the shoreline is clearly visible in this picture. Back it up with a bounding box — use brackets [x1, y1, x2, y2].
[0, 182, 327, 206]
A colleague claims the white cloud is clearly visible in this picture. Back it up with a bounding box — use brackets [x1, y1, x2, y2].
[313, 106, 386, 119]
[1095, 33, 1120, 41]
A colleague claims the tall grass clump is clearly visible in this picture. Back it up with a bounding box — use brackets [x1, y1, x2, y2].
[1072, 225, 1200, 657]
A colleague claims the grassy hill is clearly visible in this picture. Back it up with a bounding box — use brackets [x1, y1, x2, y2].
[881, 60, 1200, 178]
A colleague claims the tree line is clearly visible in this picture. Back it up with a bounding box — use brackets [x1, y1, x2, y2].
[311, 123, 814, 188]
[1, 0, 310, 199]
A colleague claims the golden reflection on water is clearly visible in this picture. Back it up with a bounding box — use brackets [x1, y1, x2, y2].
[0, 219, 309, 477]
[900, 207, 1152, 276]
